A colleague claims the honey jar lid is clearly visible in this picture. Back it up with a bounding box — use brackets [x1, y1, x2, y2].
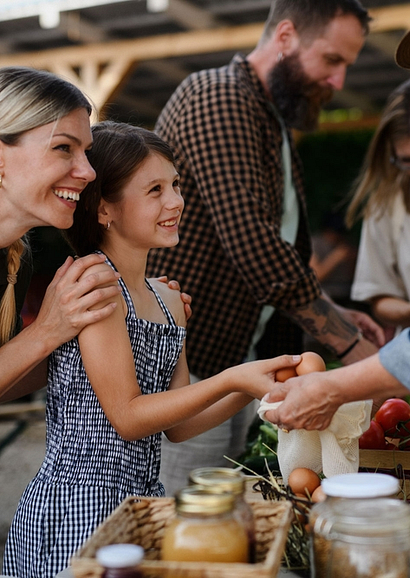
[189, 467, 245, 495]
[175, 486, 236, 515]
[321, 472, 399, 498]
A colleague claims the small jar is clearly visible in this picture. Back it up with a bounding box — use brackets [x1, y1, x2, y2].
[161, 486, 249, 564]
[188, 467, 256, 562]
[318, 498, 410, 578]
[310, 472, 400, 578]
[96, 544, 144, 578]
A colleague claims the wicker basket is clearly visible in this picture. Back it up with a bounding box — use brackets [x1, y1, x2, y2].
[71, 495, 293, 578]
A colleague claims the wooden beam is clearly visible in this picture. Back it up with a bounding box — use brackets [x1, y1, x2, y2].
[0, 23, 263, 69]
[167, 0, 221, 30]
[369, 4, 410, 33]
[0, 4, 409, 117]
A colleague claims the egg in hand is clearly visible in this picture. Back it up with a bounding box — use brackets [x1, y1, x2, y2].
[276, 351, 326, 382]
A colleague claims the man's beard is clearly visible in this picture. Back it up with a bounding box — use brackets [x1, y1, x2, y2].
[267, 52, 334, 132]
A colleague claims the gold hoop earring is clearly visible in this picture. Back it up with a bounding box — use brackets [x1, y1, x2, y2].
[105, 221, 111, 230]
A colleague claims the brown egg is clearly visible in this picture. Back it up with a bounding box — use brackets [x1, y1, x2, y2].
[311, 484, 326, 503]
[276, 366, 298, 382]
[296, 352, 326, 376]
[288, 467, 321, 497]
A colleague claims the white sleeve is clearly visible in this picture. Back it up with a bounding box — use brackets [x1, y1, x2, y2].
[351, 212, 407, 302]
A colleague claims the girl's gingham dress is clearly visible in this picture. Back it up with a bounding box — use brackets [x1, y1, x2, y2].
[3, 255, 186, 578]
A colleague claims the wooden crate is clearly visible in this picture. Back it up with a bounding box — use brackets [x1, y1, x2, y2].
[359, 449, 410, 471]
[70, 495, 293, 578]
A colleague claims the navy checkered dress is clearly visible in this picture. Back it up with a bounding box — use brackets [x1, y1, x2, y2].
[3, 255, 186, 578]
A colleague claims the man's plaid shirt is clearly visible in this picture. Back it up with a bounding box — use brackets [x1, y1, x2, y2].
[147, 54, 321, 379]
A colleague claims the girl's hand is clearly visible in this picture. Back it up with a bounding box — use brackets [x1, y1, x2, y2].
[226, 355, 302, 400]
[32, 254, 122, 350]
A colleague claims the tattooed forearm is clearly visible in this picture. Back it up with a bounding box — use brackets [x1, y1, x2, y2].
[287, 295, 357, 347]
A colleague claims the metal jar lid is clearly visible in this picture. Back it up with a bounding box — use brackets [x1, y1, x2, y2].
[175, 486, 235, 515]
[189, 467, 245, 496]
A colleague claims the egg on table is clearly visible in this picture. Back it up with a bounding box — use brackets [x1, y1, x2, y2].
[288, 467, 321, 497]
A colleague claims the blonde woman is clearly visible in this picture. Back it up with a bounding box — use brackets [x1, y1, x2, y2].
[347, 79, 410, 337]
[0, 67, 134, 401]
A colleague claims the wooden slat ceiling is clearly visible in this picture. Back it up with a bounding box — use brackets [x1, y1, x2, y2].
[0, 0, 409, 127]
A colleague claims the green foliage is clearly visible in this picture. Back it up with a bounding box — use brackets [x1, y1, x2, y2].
[237, 419, 279, 475]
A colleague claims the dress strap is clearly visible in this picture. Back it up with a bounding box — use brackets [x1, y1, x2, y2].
[145, 279, 177, 327]
[96, 251, 136, 317]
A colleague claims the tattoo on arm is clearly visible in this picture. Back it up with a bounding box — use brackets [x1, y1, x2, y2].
[287, 295, 357, 354]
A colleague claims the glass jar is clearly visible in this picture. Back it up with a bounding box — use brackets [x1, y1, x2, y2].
[310, 472, 401, 578]
[188, 467, 256, 562]
[315, 498, 410, 578]
[161, 486, 249, 564]
[96, 544, 144, 578]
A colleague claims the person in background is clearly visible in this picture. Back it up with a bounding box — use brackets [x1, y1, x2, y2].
[260, 28, 410, 434]
[0, 66, 121, 403]
[2, 121, 300, 578]
[347, 79, 410, 341]
[146, 0, 384, 495]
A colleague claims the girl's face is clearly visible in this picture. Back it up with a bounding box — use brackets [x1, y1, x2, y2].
[0, 107, 96, 231]
[102, 152, 184, 251]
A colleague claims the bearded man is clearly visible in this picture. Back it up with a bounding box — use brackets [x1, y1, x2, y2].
[146, 0, 384, 496]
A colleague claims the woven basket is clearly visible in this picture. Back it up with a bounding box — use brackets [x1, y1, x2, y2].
[71, 495, 293, 578]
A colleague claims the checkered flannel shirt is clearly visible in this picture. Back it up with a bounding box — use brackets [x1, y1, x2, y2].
[147, 54, 321, 379]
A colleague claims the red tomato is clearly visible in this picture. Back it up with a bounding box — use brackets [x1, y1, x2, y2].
[359, 420, 387, 450]
[374, 398, 410, 438]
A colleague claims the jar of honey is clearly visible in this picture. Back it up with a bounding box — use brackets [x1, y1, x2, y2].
[161, 486, 249, 564]
[188, 467, 256, 562]
[96, 544, 144, 578]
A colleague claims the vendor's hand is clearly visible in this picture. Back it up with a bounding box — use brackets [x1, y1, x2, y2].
[262, 372, 341, 432]
[155, 276, 192, 321]
[33, 254, 121, 350]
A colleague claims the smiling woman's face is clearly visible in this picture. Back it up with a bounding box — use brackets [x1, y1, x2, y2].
[0, 107, 96, 233]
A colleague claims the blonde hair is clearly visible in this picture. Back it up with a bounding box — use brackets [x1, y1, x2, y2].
[0, 66, 92, 345]
[346, 80, 410, 228]
[0, 238, 28, 345]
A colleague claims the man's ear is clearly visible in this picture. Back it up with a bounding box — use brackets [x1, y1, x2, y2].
[274, 19, 300, 55]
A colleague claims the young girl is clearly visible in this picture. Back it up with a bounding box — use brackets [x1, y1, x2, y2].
[3, 121, 299, 578]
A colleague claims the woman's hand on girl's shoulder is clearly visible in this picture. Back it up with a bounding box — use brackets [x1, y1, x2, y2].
[150, 276, 192, 323]
[150, 278, 187, 328]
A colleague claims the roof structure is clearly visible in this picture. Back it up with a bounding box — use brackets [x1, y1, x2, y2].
[0, 0, 409, 128]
